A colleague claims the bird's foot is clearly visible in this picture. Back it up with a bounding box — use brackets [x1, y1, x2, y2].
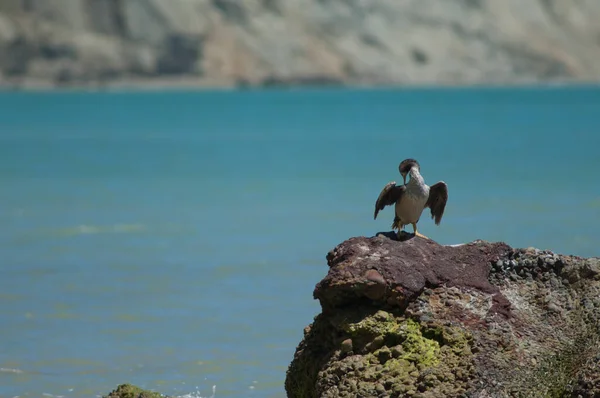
[410, 222, 429, 240]
[414, 231, 429, 239]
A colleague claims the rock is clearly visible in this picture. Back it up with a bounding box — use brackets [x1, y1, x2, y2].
[341, 338, 353, 354]
[156, 33, 204, 75]
[102, 384, 165, 398]
[285, 234, 600, 398]
[2, 0, 600, 88]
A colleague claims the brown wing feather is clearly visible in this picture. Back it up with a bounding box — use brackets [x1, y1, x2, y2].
[374, 182, 405, 220]
[425, 181, 448, 225]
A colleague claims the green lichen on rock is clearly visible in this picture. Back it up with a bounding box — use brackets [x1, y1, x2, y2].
[342, 311, 440, 366]
[102, 384, 164, 398]
[285, 314, 338, 398]
[286, 307, 475, 398]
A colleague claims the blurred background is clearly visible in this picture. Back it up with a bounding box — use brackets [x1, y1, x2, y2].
[1, 1, 599, 398]
[2, 0, 600, 89]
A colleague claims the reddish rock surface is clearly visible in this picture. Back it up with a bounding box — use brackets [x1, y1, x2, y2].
[316, 232, 512, 318]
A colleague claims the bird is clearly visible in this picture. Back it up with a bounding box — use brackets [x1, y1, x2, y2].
[374, 158, 448, 240]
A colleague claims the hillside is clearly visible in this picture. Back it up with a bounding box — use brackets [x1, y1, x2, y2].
[1, 0, 600, 89]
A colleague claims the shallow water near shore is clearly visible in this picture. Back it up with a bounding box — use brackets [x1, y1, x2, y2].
[0, 86, 599, 397]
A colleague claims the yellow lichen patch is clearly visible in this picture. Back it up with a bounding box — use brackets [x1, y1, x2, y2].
[345, 310, 400, 337]
[343, 311, 440, 366]
[399, 319, 440, 366]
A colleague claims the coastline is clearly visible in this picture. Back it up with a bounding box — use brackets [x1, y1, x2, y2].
[1, 76, 599, 93]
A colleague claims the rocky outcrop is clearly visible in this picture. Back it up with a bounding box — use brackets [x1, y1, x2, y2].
[102, 384, 163, 398]
[285, 232, 600, 398]
[2, 0, 600, 89]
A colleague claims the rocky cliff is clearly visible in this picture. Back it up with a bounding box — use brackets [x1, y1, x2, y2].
[285, 232, 600, 398]
[1, 0, 600, 89]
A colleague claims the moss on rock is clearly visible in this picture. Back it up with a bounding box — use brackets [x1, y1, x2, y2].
[286, 307, 475, 398]
[102, 384, 164, 398]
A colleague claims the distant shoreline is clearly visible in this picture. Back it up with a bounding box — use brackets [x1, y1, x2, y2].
[1, 76, 599, 93]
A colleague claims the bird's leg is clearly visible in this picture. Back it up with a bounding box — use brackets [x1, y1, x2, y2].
[411, 222, 429, 239]
[396, 224, 406, 239]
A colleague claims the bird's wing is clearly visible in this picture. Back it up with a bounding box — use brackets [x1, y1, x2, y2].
[374, 182, 405, 220]
[425, 181, 448, 225]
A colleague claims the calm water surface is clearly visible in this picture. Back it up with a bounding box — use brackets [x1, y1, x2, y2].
[0, 86, 599, 397]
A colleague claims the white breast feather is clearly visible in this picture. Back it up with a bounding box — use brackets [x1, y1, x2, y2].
[395, 185, 429, 224]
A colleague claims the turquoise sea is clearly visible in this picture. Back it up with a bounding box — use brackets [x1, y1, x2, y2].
[1, 86, 599, 397]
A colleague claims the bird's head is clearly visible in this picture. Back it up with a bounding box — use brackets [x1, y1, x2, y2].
[398, 158, 420, 184]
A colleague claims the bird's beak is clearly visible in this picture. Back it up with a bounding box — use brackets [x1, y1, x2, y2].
[402, 176, 407, 185]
